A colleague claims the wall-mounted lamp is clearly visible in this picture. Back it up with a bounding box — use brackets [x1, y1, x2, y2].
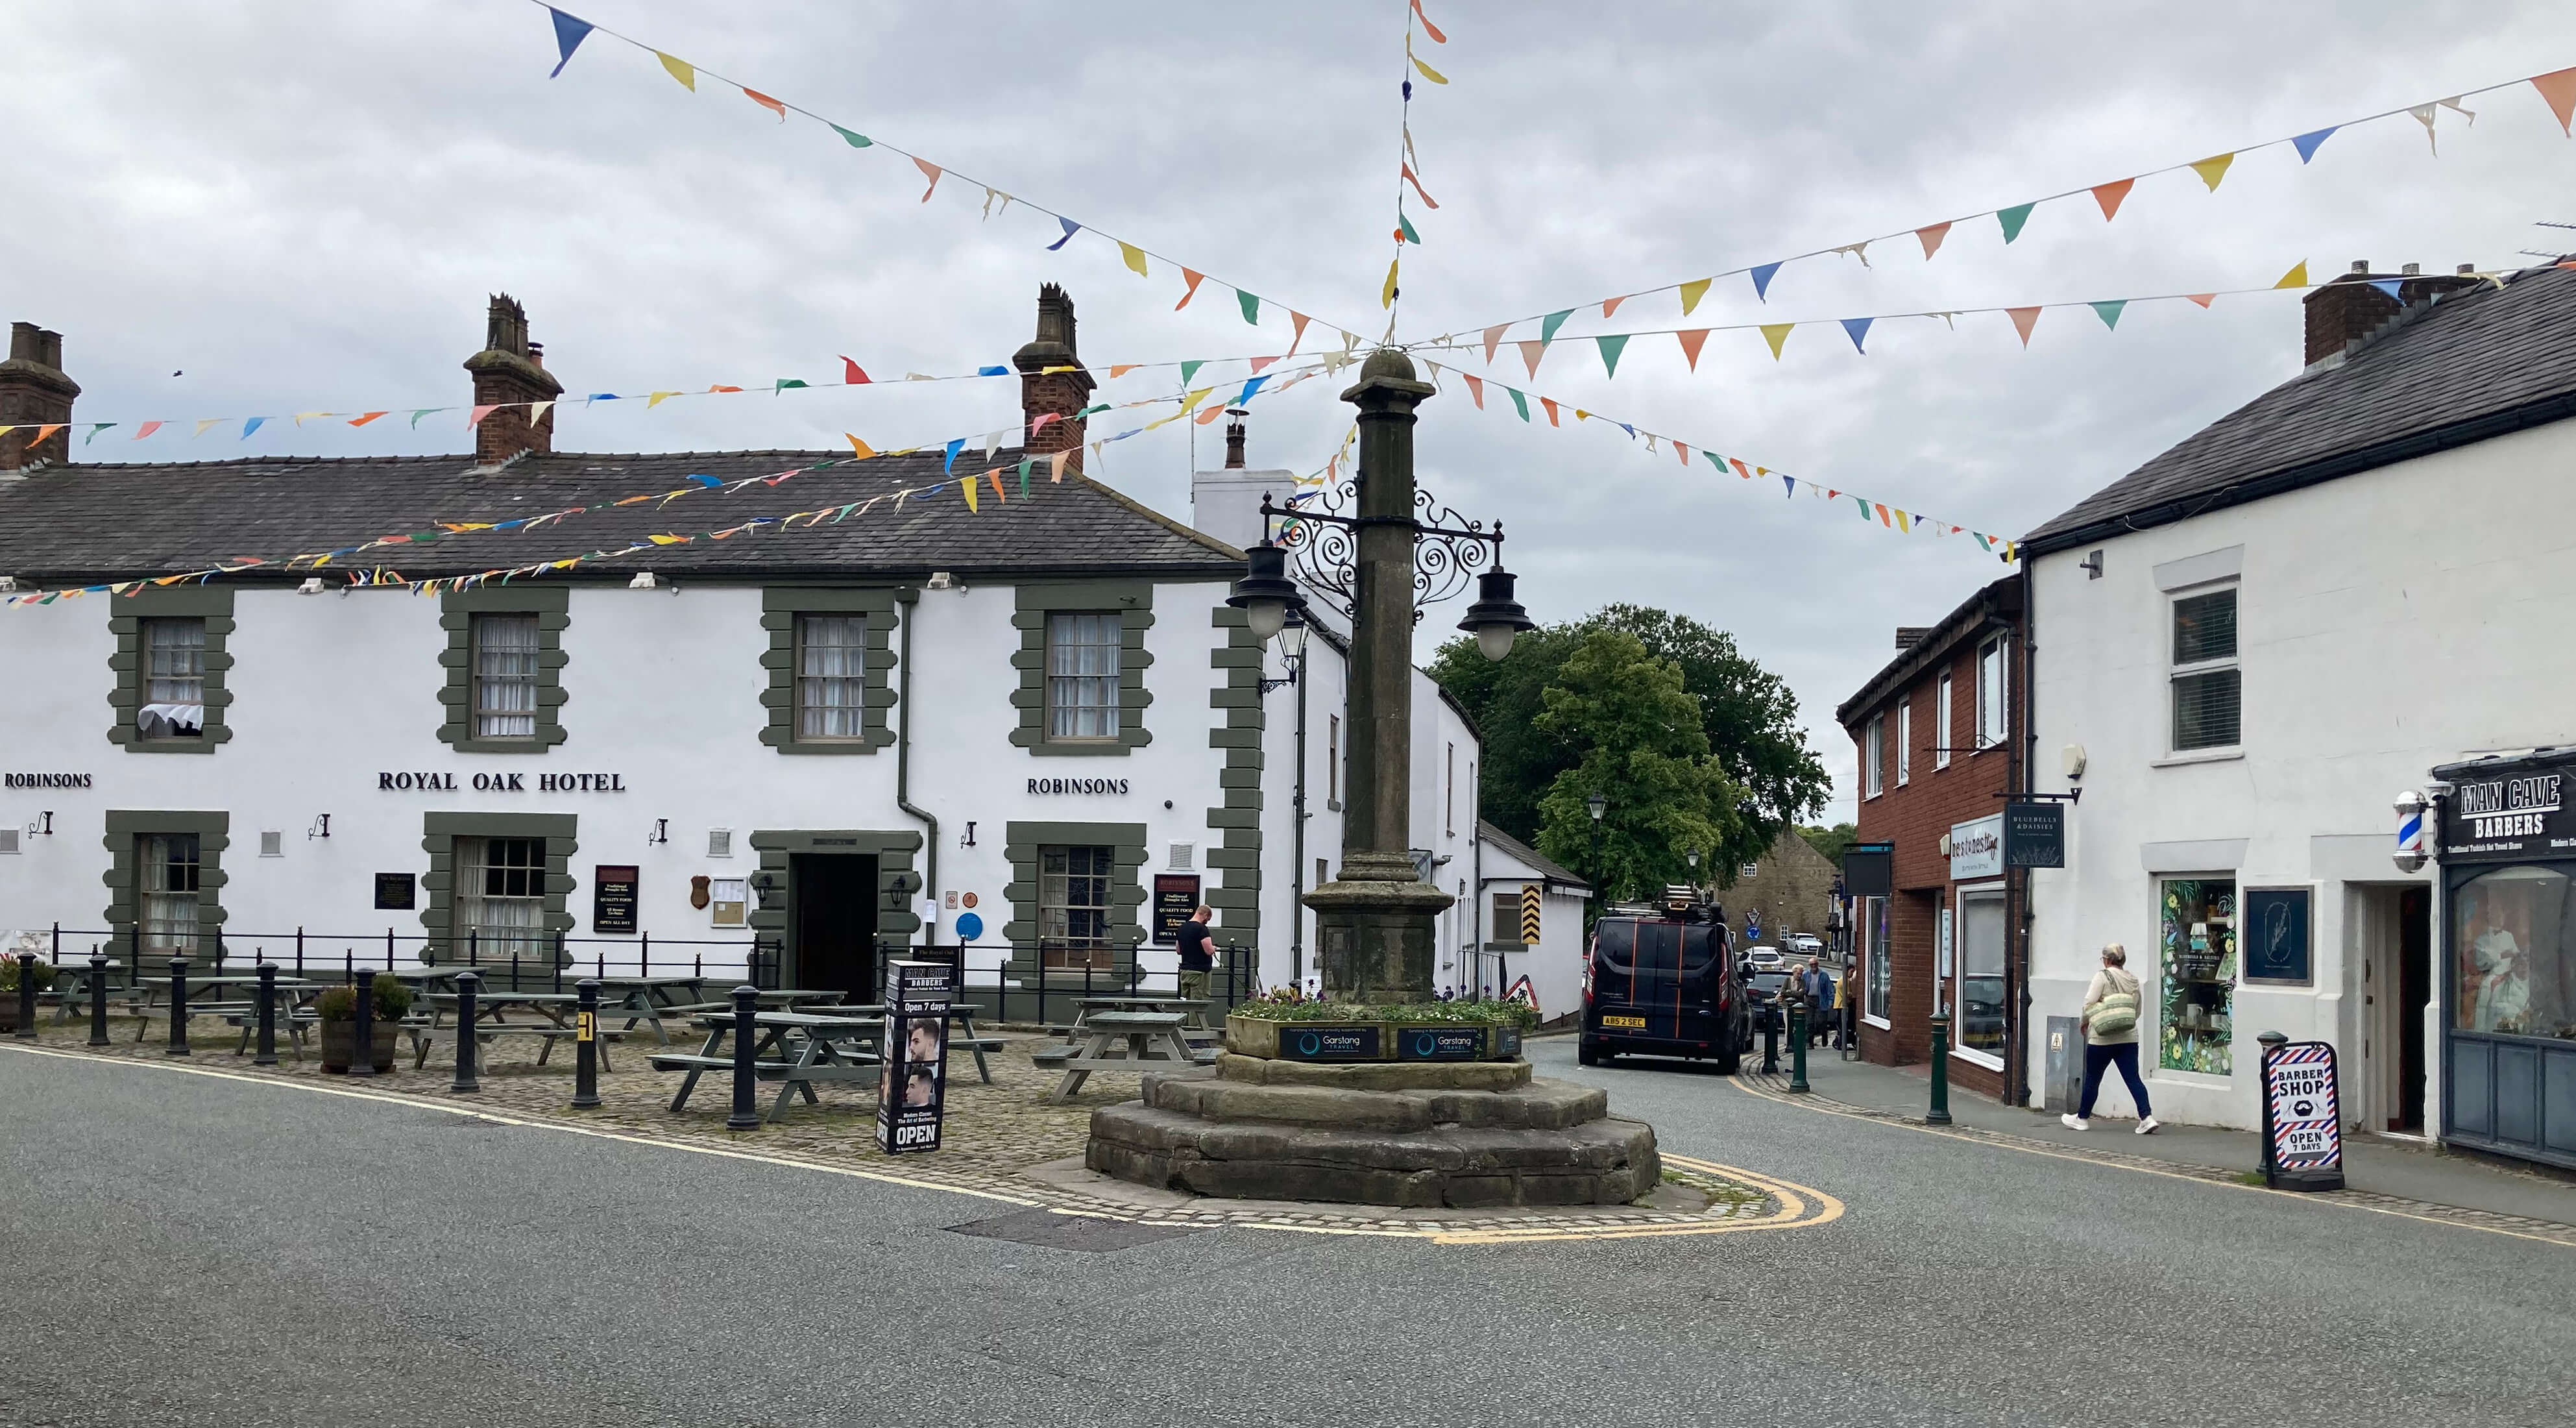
[960, 821, 978, 848]
[751, 870, 777, 908]
[27, 812, 55, 838]
[884, 869, 916, 911]
[297, 576, 326, 595]
[2080, 550, 2104, 580]
[648, 818, 669, 846]
[306, 813, 330, 840]
[925, 571, 959, 591]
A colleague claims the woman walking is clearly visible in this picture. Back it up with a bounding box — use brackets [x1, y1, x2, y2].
[2064, 942, 2160, 1134]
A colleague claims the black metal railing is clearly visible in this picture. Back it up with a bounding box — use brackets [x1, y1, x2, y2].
[26, 924, 783, 991]
[912, 942, 1252, 1028]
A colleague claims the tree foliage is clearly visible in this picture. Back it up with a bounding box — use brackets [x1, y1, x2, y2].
[1525, 630, 1745, 905]
[1799, 822, 1859, 869]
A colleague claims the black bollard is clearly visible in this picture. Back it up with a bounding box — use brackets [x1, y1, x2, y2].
[1760, 999, 1779, 1075]
[571, 978, 602, 1109]
[1788, 1000, 1810, 1094]
[451, 970, 482, 1093]
[726, 983, 760, 1131]
[87, 955, 110, 1047]
[349, 968, 377, 1077]
[13, 953, 36, 1040]
[166, 957, 191, 1057]
[1927, 1011, 1954, 1126]
[253, 962, 278, 1066]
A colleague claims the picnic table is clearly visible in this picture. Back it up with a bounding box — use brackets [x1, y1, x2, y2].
[1033, 1010, 1214, 1101]
[413, 990, 619, 1072]
[651, 1011, 886, 1124]
[122, 973, 323, 1043]
[1062, 994, 1215, 1035]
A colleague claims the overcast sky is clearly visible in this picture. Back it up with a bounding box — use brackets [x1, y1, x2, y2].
[14, 1, 2576, 819]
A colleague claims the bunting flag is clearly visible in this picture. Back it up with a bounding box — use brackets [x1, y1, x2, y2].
[2007, 307, 2042, 347]
[1435, 59, 2573, 347]
[1175, 269, 1207, 309]
[1382, 0, 1450, 329]
[1760, 324, 1793, 360]
[1840, 317, 1872, 354]
[545, 7, 592, 77]
[1418, 360, 2017, 565]
[1595, 334, 1629, 377]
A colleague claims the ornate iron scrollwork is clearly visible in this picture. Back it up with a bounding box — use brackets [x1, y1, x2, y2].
[1265, 472, 1503, 625]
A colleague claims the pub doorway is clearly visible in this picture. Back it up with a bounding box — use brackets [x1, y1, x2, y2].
[790, 854, 879, 1000]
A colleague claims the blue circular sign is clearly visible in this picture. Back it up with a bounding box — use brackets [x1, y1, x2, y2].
[954, 911, 984, 942]
[1296, 1030, 1322, 1056]
[1412, 1032, 1437, 1056]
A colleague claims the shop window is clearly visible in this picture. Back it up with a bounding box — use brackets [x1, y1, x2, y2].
[795, 613, 869, 740]
[2159, 878, 2237, 1075]
[1935, 672, 1952, 769]
[471, 613, 542, 741]
[139, 618, 206, 741]
[457, 836, 548, 959]
[1045, 613, 1122, 741]
[1975, 635, 2008, 750]
[139, 833, 202, 955]
[2453, 865, 2575, 1040]
[1864, 714, 1884, 798]
[1957, 889, 2008, 1060]
[2170, 587, 2240, 752]
[1039, 844, 1116, 970]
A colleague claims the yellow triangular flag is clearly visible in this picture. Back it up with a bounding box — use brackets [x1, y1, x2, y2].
[195, 417, 225, 437]
[1411, 56, 1448, 85]
[2274, 260, 2309, 289]
[961, 475, 978, 512]
[1051, 451, 1070, 482]
[646, 391, 679, 408]
[292, 411, 328, 426]
[1760, 323, 1795, 360]
[1678, 278, 1712, 316]
[846, 434, 877, 459]
[2189, 153, 2235, 191]
[1181, 387, 1214, 411]
[1381, 257, 1400, 308]
[1119, 242, 1148, 277]
[657, 53, 696, 91]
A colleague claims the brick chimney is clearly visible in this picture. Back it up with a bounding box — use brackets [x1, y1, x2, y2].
[1015, 284, 1096, 474]
[1895, 627, 1930, 651]
[2302, 260, 2485, 369]
[1223, 410, 1248, 469]
[0, 323, 80, 471]
[463, 294, 564, 463]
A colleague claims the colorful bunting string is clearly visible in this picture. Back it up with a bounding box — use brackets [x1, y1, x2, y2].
[1383, 0, 1452, 329]
[1442, 63, 2576, 345]
[1418, 359, 2018, 563]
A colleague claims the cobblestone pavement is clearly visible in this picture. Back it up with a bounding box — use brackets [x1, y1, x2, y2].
[6, 1012, 1786, 1238]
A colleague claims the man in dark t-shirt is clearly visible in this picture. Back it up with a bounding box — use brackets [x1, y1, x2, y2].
[1176, 905, 1215, 1004]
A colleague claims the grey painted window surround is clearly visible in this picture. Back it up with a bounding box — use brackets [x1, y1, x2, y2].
[438, 587, 568, 754]
[1009, 580, 1153, 755]
[420, 811, 577, 966]
[106, 587, 234, 754]
[101, 809, 229, 959]
[1002, 821, 1148, 975]
[1204, 604, 1265, 948]
[759, 587, 896, 754]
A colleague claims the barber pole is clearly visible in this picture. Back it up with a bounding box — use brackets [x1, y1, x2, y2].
[2392, 790, 2429, 874]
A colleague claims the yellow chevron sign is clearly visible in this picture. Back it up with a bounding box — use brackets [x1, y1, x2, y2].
[1520, 883, 1542, 944]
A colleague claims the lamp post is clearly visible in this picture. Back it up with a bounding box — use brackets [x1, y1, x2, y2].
[1227, 349, 1531, 1004]
[1585, 791, 1608, 918]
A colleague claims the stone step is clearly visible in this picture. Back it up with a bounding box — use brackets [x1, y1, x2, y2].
[1147, 1076, 1608, 1133]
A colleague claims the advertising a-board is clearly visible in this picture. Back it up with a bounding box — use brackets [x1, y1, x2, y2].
[2260, 1039, 2344, 1190]
[875, 959, 954, 1155]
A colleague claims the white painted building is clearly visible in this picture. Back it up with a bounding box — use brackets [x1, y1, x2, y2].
[2018, 259, 2576, 1159]
[0, 291, 1490, 1018]
[1470, 821, 1592, 1022]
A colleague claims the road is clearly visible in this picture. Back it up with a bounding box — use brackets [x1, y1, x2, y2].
[2, 1039, 2568, 1427]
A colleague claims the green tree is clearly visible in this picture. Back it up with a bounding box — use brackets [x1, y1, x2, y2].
[1431, 605, 1826, 870]
[1799, 822, 1858, 868]
[1528, 630, 1747, 907]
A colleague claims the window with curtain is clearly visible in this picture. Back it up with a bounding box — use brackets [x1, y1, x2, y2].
[1045, 613, 1121, 741]
[471, 613, 541, 740]
[138, 833, 200, 955]
[795, 613, 868, 740]
[1039, 844, 1115, 970]
[457, 836, 546, 961]
[2170, 587, 2241, 752]
[139, 617, 206, 739]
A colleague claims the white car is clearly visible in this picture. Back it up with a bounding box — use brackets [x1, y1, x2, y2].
[1784, 933, 1824, 956]
[1742, 945, 1785, 971]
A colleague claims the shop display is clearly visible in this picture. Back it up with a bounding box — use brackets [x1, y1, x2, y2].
[2159, 878, 2235, 1076]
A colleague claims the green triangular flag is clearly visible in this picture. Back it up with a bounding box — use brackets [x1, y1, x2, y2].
[775, 378, 810, 392]
[409, 409, 437, 428]
[1853, 496, 1871, 518]
[1179, 360, 1204, 386]
[1075, 402, 1110, 417]
[1017, 456, 1033, 500]
[1595, 334, 1629, 378]
[85, 423, 115, 444]
[2089, 300, 2127, 330]
[1997, 203, 2035, 244]
[1397, 212, 1420, 244]
[1237, 289, 1260, 325]
[1506, 388, 1531, 421]
[1538, 309, 1574, 344]
[831, 125, 872, 148]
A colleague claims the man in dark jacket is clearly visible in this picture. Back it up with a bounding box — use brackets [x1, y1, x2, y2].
[1801, 959, 1834, 1046]
[1176, 905, 1215, 1005]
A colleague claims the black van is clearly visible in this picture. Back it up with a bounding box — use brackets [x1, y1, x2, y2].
[1579, 898, 1745, 1071]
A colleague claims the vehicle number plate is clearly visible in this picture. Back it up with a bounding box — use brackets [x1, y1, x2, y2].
[1600, 1015, 1647, 1028]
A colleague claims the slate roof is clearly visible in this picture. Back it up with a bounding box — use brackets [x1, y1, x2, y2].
[1835, 574, 2019, 729]
[0, 447, 1243, 585]
[2022, 260, 2576, 556]
[1477, 820, 1590, 892]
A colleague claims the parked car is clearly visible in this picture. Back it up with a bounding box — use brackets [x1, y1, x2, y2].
[1742, 944, 1785, 972]
[1742, 971, 1794, 1034]
[1784, 933, 1825, 957]
[1579, 896, 1745, 1072]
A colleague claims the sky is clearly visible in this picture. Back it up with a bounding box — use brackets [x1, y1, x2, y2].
[12, 1, 2576, 820]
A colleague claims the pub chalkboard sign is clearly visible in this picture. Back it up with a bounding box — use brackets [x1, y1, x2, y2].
[1276, 1025, 1383, 1061]
[374, 873, 415, 911]
[592, 865, 640, 935]
[1396, 1025, 1488, 1061]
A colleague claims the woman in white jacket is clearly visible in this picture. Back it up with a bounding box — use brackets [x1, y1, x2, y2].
[2064, 942, 2159, 1134]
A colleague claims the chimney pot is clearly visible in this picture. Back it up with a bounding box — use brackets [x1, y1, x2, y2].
[463, 294, 563, 464]
[2401, 263, 2421, 276]
[1223, 410, 1248, 470]
[0, 321, 80, 471]
[1014, 284, 1095, 475]
[2457, 263, 2476, 275]
[2349, 260, 2370, 275]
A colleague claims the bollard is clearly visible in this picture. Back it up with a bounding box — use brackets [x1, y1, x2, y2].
[254, 962, 279, 1066]
[451, 970, 482, 1093]
[726, 983, 760, 1131]
[571, 979, 602, 1109]
[88, 955, 111, 1047]
[13, 952, 36, 1040]
[350, 968, 377, 1077]
[1926, 1011, 1954, 1125]
[1759, 999, 1780, 1075]
[1788, 999, 1810, 1094]
[167, 957, 192, 1057]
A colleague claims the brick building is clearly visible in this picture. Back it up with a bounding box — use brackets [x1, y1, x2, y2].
[1717, 827, 1836, 946]
[1837, 576, 2027, 1103]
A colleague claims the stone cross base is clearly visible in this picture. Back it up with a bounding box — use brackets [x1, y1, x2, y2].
[1305, 850, 1454, 1003]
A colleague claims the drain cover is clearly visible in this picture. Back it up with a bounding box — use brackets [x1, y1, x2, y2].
[945, 1209, 1203, 1253]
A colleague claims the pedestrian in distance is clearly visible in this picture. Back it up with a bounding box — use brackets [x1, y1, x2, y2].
[1176, 905, 1216, 1004]
[2064, 942, 2159, 1134]
[1801, 958, 1832, 1046]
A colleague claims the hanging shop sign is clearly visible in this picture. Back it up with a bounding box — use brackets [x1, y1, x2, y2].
[2261, 1039, 2344, 1191]
[592, 865, 640, 935]
[1152, 874, 1202, 945]
[876, 959, 955, 1155]
[1948, 815, 2003, 880]
[2003, 801, 2066, 868]
[1842, 842, 1894, 898]
[377, 771, 629, 793]
[2440, 761, 2572, 862]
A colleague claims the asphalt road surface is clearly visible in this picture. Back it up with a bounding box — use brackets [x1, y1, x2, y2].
[3, 1040, 2568, 1427]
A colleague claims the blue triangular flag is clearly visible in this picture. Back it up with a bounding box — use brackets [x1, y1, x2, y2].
[546, 8, 594, 79]
[241, 417, 266, 439]
[1750, 262, 1782, 302]
[1046, 217, 1080, 251]
[687, 473, 722, 488]
[2369, 278, 2405, 302]
[1841, 317, 1873, 353]
[1617, 423, 1636, 439]
[978, 365, 1008, 376]
[1782, 474, 1795, 497]
[587, 393, 620, 402]
[2291, 127, 2338, 164]
[1237, 375, 1271, 405]
[943, 438, 963, 475]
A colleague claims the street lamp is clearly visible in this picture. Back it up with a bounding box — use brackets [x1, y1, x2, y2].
[1225, 540, 1303, 641]
[1458, 568, 1535, 661]
[1586, 792, 1608, 911]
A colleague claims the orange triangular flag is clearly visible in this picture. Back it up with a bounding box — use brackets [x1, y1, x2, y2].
[2090, 178, 2134, 221]
[988, 470, 1007, 504]
[1916, 221, 1951, 260]
[2008, 306, 2042, 346]
[2185, 293, 2217, 308]
[743, 87, 787, 121]
[1248, 355, 1281, 374]
[1874, 503, 1893, 526]
[2536, 68, 2576, 135]
[1462, 373, 1485, 408]
[1483, 324, 1509, 363]
[1602, 295, 1627, 318]
[847, 434, 877, 458]
[1174, 269, 1206, 310]
[1108, 364, 1137, 378]
[1539, 397, 1561, 426]
[1675, 441, 1690, 466]
[1676, 329, 1710, 371]
[913, 156, 942, 202]
[1287, 312, 1311, 356]
[348, 412, 387, 426]
[1050, 451, 1070, 482]
[2189, 153, 2235, 191]
[1516, 339, 1545, 376]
